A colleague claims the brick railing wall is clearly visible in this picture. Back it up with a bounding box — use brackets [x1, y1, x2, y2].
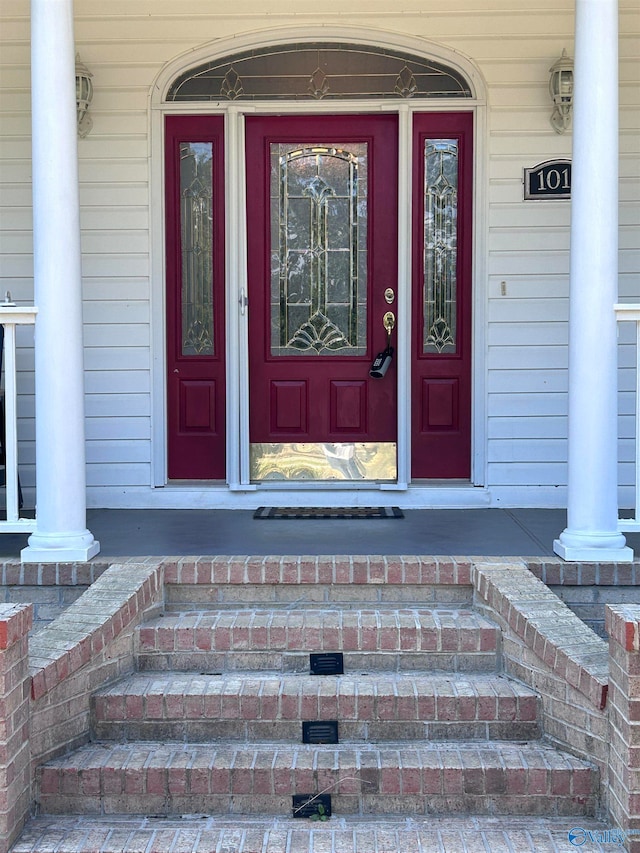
[0, 603, 32, 853]
[473, 562, 610, 809]
[28, 562, 164, 772]
[527, 558, 640, 639]
[0, 561, 110, 632]
[606, 604, 640, 852]
[0, 565, 163, 852]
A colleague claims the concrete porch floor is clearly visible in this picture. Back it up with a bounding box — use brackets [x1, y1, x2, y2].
[2, 507, 640, 560]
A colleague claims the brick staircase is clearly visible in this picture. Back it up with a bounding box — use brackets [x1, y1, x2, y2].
[27, 558, 601, 851]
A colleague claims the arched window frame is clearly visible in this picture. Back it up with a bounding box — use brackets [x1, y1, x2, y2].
[167, 42, 473, 103]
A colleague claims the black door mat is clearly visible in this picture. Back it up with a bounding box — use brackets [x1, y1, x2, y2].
[253, 506, 404, 520]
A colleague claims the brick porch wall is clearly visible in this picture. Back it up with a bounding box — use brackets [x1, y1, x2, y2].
[0, 603, 32, 853]
[606, 605, 640, 853]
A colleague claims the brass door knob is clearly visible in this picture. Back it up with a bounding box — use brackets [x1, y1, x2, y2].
[383, 311, 396, 333]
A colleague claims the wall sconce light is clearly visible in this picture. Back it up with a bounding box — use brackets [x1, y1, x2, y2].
[549, 49, 574, 134]
[75, 53, 93, 138]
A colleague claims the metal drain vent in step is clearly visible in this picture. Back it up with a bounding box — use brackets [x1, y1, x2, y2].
[310, 652, 344, 675]
[302, 720, 339, 744]
[292, 793, 332, 819]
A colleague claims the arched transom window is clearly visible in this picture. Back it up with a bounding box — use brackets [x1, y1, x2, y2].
[167, 42, 473, 101]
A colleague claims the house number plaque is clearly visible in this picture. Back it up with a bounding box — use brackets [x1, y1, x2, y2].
[524, 159, 571, 200]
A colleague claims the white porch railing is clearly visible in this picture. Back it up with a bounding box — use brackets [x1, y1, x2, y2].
[616, 303, 640, 533]
[0, 300, 37, 533]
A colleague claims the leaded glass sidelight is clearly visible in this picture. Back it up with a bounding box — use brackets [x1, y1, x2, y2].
[180, 142, 214, 356]
[271, 143, 368, 357]
[423, 139, 458, 354]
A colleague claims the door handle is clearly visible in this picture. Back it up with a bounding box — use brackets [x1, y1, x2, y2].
[383, 311, 395, 351]
[370, 312, 396, 378]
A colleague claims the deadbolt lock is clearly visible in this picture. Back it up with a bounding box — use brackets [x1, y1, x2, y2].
[384, 288, 395, 304]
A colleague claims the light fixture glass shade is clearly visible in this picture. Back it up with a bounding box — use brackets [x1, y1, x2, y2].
[549, 49, 574, 134]
[75, 53, 93, 137]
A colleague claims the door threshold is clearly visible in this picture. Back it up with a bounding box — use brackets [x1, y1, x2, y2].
[411, 479, 472, 486]
[252, 480, 397, 491]
[92, 483, 490, 509]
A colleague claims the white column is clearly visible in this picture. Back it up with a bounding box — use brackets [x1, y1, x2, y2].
[554, 0, 632, 561]
[22, 0, 99, 562]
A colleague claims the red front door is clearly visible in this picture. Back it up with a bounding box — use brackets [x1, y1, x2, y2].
[165, 116, 226, 479]
[245, 115, 398, 481]
[163, 111, 472, 483]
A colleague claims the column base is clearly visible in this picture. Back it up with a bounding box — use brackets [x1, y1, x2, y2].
[554, 529, 634, 563]
[21, 529, 100, 563]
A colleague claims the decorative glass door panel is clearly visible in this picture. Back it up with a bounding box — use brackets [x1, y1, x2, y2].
[165, 116, 226, 480]
[246, 115, 398, 481]
[412, 114, 472, 479]
[423, 140, 458, 355]
[180, 142, 215, 356]
[272, 144, 367, 357]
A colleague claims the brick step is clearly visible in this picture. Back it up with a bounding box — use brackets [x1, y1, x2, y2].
[135, 608, 498, 673]
[36, 741, 597, 818]
[11, 814, 614, 853]
[164, 557, 474, 610]
[91, 672, 540, 743]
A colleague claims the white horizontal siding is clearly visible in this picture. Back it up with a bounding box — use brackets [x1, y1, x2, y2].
[488, 299, 568, 324]
[85, 417, 150, 441]
[488, 463, 567, 487]
[86, 464, 151, 486]
[489, 417, 567, 440]
[488, 393, 567, 417]
[487, 276, 567, 299]
[487, 253, 571, 277]
[488, 346, 568, 371]
[87, 440, 152, 463]
[82, 302, 149, 324]
[0, 0, 638, 500]
[84, 347, 149, 371]
[84, 325, 149, 348]
[488, 439, 567, 463]
[84, 371, 150, 394]
[488, 323, 567, 346]
[85, 394, 150, 418]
